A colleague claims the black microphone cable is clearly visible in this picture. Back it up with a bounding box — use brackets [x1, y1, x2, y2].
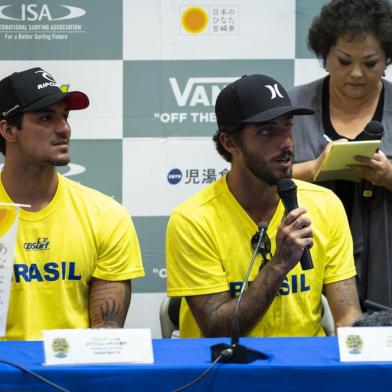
[0, 358, 70, 392]
[170, 351, 230, 392]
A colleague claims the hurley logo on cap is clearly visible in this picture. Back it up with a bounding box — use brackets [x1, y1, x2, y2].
[265, 84, 284, 100]
[214, 74, 314, 128]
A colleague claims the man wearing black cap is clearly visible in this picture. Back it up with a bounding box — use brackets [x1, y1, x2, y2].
[0, 67, 144, 340]
[167, 74, 361, 338]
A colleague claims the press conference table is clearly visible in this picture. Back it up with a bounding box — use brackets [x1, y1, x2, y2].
[1, 337, 392, 391]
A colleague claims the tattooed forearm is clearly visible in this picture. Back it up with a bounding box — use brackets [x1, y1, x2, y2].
[335, 279, 357, 306]
[324, 277, 362, 329]
[96, 299, 121, 326]
[187, 263, 286, 337]
[89, 278, 131, 328]
[187, 292, 232, 337]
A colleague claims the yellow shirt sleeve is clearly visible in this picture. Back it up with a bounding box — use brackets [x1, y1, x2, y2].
[166, 211, 229, 297]
[93, 204, 144, 281]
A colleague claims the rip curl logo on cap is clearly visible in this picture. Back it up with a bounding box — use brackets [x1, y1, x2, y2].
[35, 69, 56, 83]
[265, 84, 284, 100]
[35, 69, 58, 90]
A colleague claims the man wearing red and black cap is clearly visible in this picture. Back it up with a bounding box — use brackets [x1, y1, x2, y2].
[0, 68, 144, 340]
[167, 74, 361, 338]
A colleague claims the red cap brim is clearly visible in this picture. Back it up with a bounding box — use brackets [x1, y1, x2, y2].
[64, 91, 89, 110]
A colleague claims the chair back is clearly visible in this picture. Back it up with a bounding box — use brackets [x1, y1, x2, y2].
[321, 294, 334, 336]
[160, 296, 181, 338]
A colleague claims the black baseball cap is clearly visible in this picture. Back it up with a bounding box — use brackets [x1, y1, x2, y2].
[0, 67, 89, 119]
[215, 74, 314, 128]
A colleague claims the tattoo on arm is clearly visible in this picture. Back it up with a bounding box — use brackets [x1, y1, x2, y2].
[187, 291, 232, 337]
[187, 264, 285, 337]
[89, 278, 131, 328]
[325, 277, 362, 328]
[335, 278, 359, 307]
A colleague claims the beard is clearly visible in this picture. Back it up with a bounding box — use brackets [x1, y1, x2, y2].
[48, 145, 71, 167]
[51, 158, 70, 166]
[46, 153, 70, 167]
[241, 147, 293, 186]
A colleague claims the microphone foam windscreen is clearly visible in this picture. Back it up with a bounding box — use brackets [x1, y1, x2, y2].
[364, 121, 384, 138]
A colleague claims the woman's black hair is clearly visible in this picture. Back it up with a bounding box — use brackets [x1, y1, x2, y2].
[308, 0, 392, 65]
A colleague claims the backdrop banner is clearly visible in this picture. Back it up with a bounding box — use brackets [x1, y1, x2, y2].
[0, 0, 368, 337]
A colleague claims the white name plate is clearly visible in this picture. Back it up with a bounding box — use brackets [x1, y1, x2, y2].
[338, 326, 392, 362]
[43, 328, 154, 365]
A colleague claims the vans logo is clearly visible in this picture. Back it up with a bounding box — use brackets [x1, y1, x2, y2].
[169, 77, 237, 107]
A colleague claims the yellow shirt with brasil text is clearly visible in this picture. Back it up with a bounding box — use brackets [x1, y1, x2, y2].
[1, 174, 144, 340]
[166, 176, 356, 337]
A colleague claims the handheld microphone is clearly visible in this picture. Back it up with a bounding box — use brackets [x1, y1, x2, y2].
[277, 178, 314, 270]
[210, 221, 269, 363]
[362, 121, 384, 198]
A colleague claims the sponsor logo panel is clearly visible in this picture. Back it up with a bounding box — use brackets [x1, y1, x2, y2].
[123, 59, 294, 137]
[179, 5, 239, 36]
[0, 0, 122, 59]
[67, 139, 122, 202]
[295, 0, 325, 58]
[132, 216, 168, 293]
[123, 0, 294, 60]
[294, 59, 327, 86]
[122, 137, 230, 217]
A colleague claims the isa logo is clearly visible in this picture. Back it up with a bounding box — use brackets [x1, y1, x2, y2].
[0, 1, 122, 60]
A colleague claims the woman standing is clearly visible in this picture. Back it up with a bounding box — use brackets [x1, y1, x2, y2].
[290, 0, 392, 308]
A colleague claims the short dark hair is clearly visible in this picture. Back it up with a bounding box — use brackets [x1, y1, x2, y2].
[308, 0, 392, 65]
[353, 310, 392, 326]
[0, 112, 23, 155]
[212, 123, 246, 162]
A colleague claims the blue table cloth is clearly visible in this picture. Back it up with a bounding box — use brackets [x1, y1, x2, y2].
[1, 337, 391, 391]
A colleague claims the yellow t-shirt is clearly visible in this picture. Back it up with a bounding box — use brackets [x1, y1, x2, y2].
[2, 174, 144, 340]
[166, 176, 356, 337]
